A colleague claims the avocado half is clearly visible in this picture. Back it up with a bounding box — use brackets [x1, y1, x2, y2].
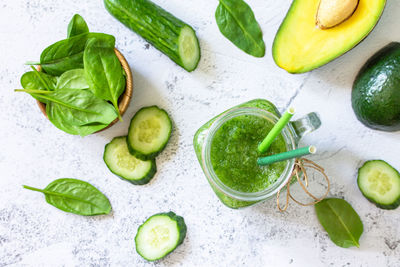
[272, 0, 386, 74]
[352, 42, 400, 132]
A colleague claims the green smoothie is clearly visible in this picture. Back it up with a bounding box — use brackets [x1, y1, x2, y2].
[194, 99, 321, 209]
[210, 114, 287, 193]
[194, 99, 298, 208]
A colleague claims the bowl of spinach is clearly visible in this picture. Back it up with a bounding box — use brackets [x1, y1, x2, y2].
[16, 14, 133, 136]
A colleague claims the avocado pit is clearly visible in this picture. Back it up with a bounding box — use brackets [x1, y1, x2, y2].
[316, 0, 359, 29]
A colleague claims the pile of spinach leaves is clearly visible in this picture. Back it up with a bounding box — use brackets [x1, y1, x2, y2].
[16, 14, 126, 136]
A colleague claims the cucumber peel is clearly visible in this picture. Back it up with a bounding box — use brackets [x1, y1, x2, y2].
[104, 0, 201, 71]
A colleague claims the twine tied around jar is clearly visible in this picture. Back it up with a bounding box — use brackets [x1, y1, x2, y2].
[276, 158, 330, 212]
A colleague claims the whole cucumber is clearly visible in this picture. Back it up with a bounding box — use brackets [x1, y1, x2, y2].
[104, 0, 201, 72]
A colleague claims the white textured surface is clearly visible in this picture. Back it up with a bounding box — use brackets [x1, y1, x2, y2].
[1, 0, 400, 266]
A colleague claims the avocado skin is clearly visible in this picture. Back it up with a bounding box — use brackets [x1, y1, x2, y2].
[352, 42, 400, 131]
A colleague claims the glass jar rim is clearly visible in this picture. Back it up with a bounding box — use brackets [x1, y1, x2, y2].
[201, 107, 296, 202]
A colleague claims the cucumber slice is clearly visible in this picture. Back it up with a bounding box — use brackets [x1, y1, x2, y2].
[104, 136, 156, 185]
[104, 0, 201, 72]
[178, 26, 200, 72]
[358, 160, 400, 210]
[135, 212, 187, 261]
[127, 106, 172, 160]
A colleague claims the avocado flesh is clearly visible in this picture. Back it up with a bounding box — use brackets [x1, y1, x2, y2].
[352, 42, 400, 132]
[273, 0, 386, 74]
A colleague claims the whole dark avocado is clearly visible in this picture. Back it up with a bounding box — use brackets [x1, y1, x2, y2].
[352, 42, 400, 131]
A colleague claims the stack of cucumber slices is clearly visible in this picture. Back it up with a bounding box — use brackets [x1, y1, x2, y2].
[104, 106, 172, 185]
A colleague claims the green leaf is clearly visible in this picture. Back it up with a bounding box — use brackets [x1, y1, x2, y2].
[56, 69, 89, 90]
[23, 178, 111, 216]
[21, 68, 57, 91]
[20, 67, 57, 104]
[46, 103, 110, 137]
[215, 0, 265, 57]
[67, 14, 89, 38]
[40, 32, 115, 76]
[16, 88, 118, 136]
[315, 198, 364, 248]
[44, 89, 117, 135]
[84, 38, 125, 121]
[47, 116, 109, 136]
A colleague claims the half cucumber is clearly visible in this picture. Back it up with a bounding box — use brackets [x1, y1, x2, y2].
[104, 136, 156, 185]
[358, 160, 400, 210]
[135, 212, 187, 261]
[104, 0, 201, 72]
[127, 106, 172, 160]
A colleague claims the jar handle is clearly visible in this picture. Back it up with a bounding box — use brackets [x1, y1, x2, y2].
[290, 112, 321, 140]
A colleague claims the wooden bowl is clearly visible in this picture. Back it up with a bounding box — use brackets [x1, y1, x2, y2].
[36, 48, 133, 133]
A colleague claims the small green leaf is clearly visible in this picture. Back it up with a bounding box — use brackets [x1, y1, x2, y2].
[84, 38, 125, 121]
[56, 69, 89, 90]
[67, 14, 89, 38]
[215, 0, 265, 57]
[21, 68, 57, 91]
[19, 68, 57, 104]
[23, 178, 112, 216]
[315, 198, 363, 248]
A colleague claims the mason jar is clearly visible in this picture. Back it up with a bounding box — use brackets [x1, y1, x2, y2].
[193, 99, 321, 209]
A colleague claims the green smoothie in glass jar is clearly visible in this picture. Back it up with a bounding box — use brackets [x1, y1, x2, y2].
[210, 114, 287, 193]
[193, 99, 321, 209]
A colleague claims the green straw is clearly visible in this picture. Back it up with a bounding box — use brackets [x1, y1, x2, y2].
[257, 146, 316, 166]
[258, 107, 295, 153]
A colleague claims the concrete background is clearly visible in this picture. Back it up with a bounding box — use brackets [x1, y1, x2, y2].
[0, 0, 399, 266]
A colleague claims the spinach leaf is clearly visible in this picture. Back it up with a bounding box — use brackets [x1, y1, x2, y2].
[40, 32, 115, 76]
[46, 102, 110, 136]
[43, 89, 117, 135]
[15, 88, 117, 136]
[23, 178, 111, 216]
[20, 67, 57, 104]
[67, 14, 89, 38]
[215, 0, 265, 57]
[48, 115, 109, 136]
[315, 198, 363, 248]
[84, 38, 125, 121]
[56, 69, 89, 90]
[21, 67, 57, 91]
